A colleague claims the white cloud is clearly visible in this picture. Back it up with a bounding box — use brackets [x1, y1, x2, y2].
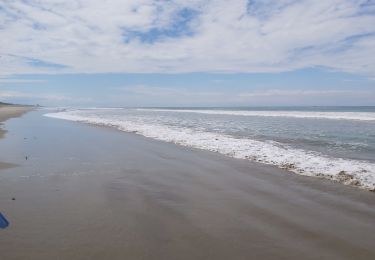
[119, 85, 223, 97]
[113, 85, 375, 106]
[0, 90, 91, 102]
[237, 89, 367, 97]
[0, 76, 46, 83]
[0, 0, 374, 76]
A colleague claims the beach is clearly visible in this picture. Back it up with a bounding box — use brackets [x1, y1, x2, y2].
[0, 109, 374, 260]
[0, 105, 32, 170]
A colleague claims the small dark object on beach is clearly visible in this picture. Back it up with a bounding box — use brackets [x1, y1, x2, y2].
[11, 197, 15, 201]
[0, 213, 9, 229]
[25, 156, 28, 160]
[337, 171, 353, 182]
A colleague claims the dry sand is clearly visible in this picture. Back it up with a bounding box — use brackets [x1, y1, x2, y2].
[0, 110, 374, 260]
[0, 104, 32, 121]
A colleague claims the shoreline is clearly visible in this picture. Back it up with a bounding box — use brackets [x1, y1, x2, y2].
[0, 104, 33, 169]
[0, 110, 374, 259]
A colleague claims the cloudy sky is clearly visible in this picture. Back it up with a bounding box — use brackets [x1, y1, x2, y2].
[1, 0, 374, 106]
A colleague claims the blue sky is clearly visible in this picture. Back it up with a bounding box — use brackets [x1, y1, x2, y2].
[1, 0, 375, 106]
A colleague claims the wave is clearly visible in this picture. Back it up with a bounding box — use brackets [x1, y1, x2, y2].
[137, 109, 375, 121]
[45, 111, 375, 191]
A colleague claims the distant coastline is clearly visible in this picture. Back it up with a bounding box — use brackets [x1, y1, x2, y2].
[0, 101, 37, 107]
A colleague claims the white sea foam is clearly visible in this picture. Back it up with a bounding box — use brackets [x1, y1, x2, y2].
[137, 109, 375, 121]
[45, 110, 375, 191]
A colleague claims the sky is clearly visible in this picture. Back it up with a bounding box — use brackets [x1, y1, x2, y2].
[0, 0, 375, 107]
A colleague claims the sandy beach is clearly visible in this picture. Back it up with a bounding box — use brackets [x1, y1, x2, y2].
[0, 110, 374, 260]
[0, 105, 32, 170]
[0, 104, 32, 137]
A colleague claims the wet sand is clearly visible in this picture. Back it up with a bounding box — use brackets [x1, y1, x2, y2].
[0, 110, 374, 260]
[0, 105, 32, 169]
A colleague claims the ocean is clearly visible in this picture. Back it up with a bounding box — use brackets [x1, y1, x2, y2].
[45, 106, 375, 191]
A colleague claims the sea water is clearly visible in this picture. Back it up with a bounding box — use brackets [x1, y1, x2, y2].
[45, 107, 375, 190]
